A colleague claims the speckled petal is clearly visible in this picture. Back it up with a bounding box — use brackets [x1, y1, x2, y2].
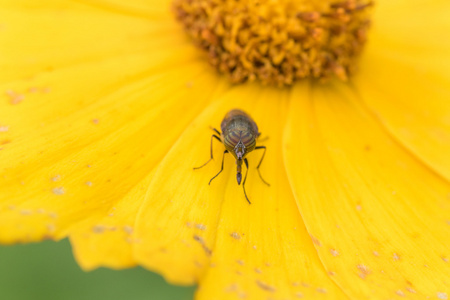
[70, 171, 156, 270]
[0, 58, 225, 242]
[284, 81, 450, 299]
[353, 0, 450, 182]
[67, 71, 229, 270]
[0, 0, 227, 273]
[133, 84, 347, 298]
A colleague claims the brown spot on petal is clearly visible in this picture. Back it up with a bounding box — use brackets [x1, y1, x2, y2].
[20, 209, 32, 215]
[330, 248, 340, 256]
[42, 87, 51, 93]
[193, 235, 212, 256]
[310, 235, 322, 247]
[195, 223, 207, 230]
[230, 232, 241, 240]
[123, 225, 133, 234]
[92, 225, 106, 234]
[357, 264, 370, 279]
[46, 224, 56, 232]
[225, 283, 238, 292]
[194, 260, 203, 268]
[50, 175, 61, 182]
[256, 280, 276, 292]
[5, 90, 25, 104]
[52, 187, 65, 195]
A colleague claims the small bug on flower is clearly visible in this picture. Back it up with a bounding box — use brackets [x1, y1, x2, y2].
[194, 109, 270, 204]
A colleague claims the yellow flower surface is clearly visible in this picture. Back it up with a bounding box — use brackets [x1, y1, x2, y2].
[1, 0, 450, 299]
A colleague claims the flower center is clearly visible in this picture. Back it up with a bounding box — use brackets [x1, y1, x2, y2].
[173, 0, 373, 86]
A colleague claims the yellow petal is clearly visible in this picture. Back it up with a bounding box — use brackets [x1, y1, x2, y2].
[80, 0, 171, 17]
[0, 0, 178, 81]
[0, 59, 224, 246]
[284, 81, 450, 298]
[352, 0, 450, 181]
[0, 0, 229, 257]
[134, 83, 347, 298]
[69, 71, 229, 270]
[69, 171, 155, 270]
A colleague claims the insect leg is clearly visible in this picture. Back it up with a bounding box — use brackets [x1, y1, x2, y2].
[208, 150, 228, 185]
[193, 134, 222, 170]
[243, 158, 251, 204]
[255, 146, 270, 186]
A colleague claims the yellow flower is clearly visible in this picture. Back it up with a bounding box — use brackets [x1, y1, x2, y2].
[1, 0, 449, 299]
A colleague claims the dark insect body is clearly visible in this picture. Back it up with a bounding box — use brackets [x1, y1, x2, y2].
[194, 109, 269, 204]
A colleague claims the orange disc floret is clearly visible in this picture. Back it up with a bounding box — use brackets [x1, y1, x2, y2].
[173, 0, 372, 86]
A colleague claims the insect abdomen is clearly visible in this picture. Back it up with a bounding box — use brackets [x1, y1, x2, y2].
[221, 109, 258, 156]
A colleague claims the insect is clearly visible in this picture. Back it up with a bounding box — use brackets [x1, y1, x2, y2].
[194, 109, 269, 204]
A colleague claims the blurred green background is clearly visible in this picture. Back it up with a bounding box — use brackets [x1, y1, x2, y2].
[0, 239, 195, 300]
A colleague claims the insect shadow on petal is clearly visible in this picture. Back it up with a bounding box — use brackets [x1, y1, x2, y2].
[194, 109, 270, 204]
